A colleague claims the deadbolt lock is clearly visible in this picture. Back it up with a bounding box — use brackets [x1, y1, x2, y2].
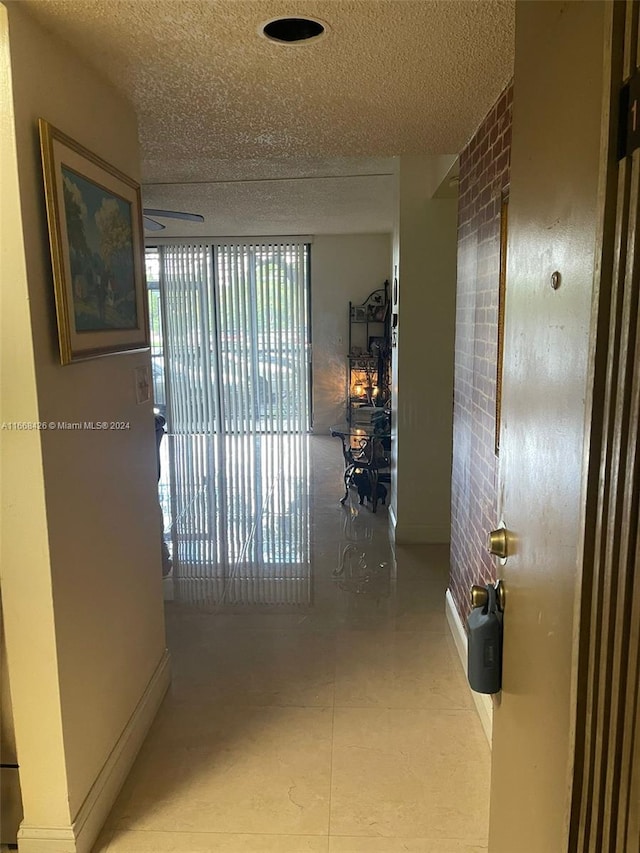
[488, 527, 509, 559]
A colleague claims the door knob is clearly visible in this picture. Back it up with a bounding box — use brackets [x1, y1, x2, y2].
[488, 527, 509, 559]
[470, 580, 506, 612]
[470, 584, 489, 609]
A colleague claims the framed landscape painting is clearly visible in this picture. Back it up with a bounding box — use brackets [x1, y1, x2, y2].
[39, 119, 149, 364]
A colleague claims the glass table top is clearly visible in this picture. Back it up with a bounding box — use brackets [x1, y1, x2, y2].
[330, 422, 390, 438]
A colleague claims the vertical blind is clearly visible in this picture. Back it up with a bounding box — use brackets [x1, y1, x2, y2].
[146, 241, 312, 607]
[159, 240, 310, 436]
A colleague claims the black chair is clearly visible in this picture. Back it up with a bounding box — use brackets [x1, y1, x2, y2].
[331, 428, 390, 512]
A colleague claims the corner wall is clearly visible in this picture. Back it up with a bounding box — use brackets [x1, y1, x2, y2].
[0, 4, 168, 849]
[449, 85, 513, 622]
[391, 155, 458, 544]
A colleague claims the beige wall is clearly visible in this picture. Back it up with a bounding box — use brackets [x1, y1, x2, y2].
[391, 155, 458, 543]
[311, 234, 392, 432]
[1, 3, 167, 847]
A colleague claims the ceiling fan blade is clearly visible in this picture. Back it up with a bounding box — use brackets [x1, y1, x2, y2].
[143, 216, 165, 231]
[143, 208, 204, 223]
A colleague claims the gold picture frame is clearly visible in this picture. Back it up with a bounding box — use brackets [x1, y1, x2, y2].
[39, 119, 149, 364]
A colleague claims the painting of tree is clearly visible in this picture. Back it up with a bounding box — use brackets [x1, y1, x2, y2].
[62, 166, 138, 331]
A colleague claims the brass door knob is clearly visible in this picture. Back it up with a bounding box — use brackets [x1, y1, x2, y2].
[470, 584, 489, 609]
[488, 528, 509, 559]
[470, 580, 506, 612]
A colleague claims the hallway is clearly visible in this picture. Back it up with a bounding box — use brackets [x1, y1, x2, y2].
[94, 436, 490, 852]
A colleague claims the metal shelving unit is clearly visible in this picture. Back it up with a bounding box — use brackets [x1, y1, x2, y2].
[346, 281, 391, 425]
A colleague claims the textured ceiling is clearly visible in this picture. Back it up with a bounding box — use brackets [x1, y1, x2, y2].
[21, 0, 514, 234]
[143, 171, 397, 236]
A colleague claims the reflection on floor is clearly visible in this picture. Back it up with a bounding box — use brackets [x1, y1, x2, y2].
[161, 434, 312, 607]
[94, 435, 490, 853]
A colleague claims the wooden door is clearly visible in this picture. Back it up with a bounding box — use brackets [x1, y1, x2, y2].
[488, 2, 612, 850]
[570, 1, 640, 850]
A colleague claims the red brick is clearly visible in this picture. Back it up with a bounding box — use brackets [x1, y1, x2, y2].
[451, 82, 512, 625]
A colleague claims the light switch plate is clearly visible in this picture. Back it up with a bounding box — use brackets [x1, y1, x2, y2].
[134, 366, 151, 404]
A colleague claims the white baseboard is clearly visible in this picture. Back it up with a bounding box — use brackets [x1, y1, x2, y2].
[445, 589, 493, 746]
[18, 650, 171, 853]
[394, 522, 450, 544]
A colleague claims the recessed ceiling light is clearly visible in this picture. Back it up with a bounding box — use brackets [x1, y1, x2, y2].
[261, 17, 327, 44]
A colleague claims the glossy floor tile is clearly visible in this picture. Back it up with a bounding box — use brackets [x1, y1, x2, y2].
[330, 707, 489, 839]
[94, 435, 490, 852]
[106, 703, 333, 835]
[98, 830, 329, 852]
[329, 840, 488, 852]
[334, 631, 473, 710]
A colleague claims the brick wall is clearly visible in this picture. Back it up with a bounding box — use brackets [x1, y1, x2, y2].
[450, 83, 513, 624]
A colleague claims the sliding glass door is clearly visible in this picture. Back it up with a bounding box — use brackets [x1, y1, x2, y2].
[148, 240, 311, 436]
[145, 241, 312, 601]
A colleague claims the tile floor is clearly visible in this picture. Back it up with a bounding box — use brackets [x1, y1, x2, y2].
[93, 436, 490, 852]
